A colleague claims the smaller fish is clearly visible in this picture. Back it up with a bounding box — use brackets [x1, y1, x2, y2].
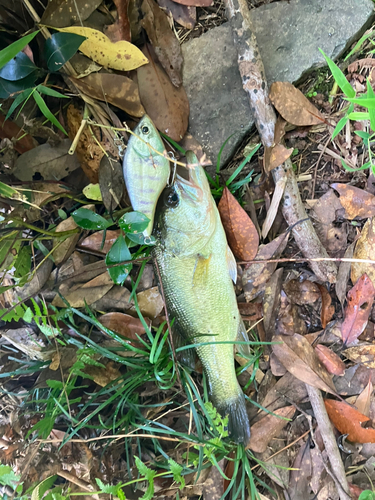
[123, 115, 170, 236]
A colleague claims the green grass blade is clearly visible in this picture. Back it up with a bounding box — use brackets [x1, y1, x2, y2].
[0, 31, 39, 69]
[366, 79, 375, 132]
[33, 90, 67, 135]
[319, 48, 355, 98]
[332, 103, 354, 139]
[227, 144, 260, 185]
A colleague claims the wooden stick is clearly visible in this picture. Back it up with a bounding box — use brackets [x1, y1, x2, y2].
[223, 0, 337, 284]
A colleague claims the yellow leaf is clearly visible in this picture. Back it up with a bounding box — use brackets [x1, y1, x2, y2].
[56, 27, 148, 71]
[83, 183, 102, 201]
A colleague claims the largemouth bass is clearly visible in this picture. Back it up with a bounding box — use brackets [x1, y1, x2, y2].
[123, 115, 170, 236]
[153, 151, 251, 444]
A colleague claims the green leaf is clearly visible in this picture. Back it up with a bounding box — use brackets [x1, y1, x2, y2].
[217, 133, 235, 174]
[345, 31, 375, 61]
[36, 84, 68, 99]
[31, 476, 57, 500]
[95, 479, 119, 495]
[71, 207, 110, 230]
[58, 208, 67, 220]
[0, 180, 19, 199]
[0, 51, 37, 81]
[366, 79, 375, 132]
[23, 307, 33, 323]
[0, 464, 20, 488]
[0, 73, 37, 99]
[354, 130, 371, 141]
[168, 459, 185, 489]
[33, 90, 67, 135]
[159, 131, 186, 154]
[319, 48, 355, 98]
[348, 111, 371, 120]
[359, 491, 375, 500]
[5, 87, 34, 120]
[134, 457, 156, 500]
[105, 236, 132, 285]
[227, 144, 260, 186]
[0, 31, 39, 69]
[119, 211, 150, 233]
[341, 159, 371, 172]
[45, 32, 86, 73]
[14, 245, 32, 278]
[126, 233, 156, 245]
[332, 104, 354, 139]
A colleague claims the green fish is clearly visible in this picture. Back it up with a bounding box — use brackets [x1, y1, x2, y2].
[123, 115, 170, 236]
[153, 151, 251, 444]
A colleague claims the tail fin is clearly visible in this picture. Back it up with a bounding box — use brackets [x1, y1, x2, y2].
[215, 390, 251, 445]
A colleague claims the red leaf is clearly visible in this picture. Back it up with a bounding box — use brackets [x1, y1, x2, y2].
[341, 273, 375, 344]
[218, 187, 259, 261]
[325, 399, 375, 443]
[315, 344, 345, 376]
[0, 114, 36, 154]
[317, 284, 335, 328]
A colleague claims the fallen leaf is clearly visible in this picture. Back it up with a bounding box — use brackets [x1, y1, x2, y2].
[14, 259, 53, 299]
[242, 232, 289, 301]
[157, 0, 196, 29]
[71, 74, 144, 117]
[137, 44, 189, 141]
[344, 344, 375, 369]
[272, 333, 337, 395]
[99, 312, 151, 342]
[355, 379, 373, 417]
[56, 26, 148, 71]
[260, 371, 308, 416]
[264, 144, 293, 173]
[237, 301, 263, 322]
[332, 183, 375, 219]
[99, 156, 125, 212]
[12, 139, 80, 181]
[0, 114, 36, 154]
[52, 271, 114, 307]
[263, 268, 283, 342]
[136, 286, 163, 318]
[172, 0, 212, 7]
[261, 177, 286, 238]
[141, 0, 183, 87]
[1, 328, 55, 361]
[218, 186, 259, 261]
[283, 279, 320, 306]
[315, 344, 345, 376]
[248, 406, 295, 453]
[41, 0, 102, 27]
[325, 399, 375, 443]
[341, 273, 375, 345]
[352, 218, 375, 286]
[317, 284, 335, 328]
[336, 240, 356, 309]
[180, 132, 209, 164]
[287, 440, 312, 500]
[53, 216, 80, 266]
[85, 360, 121, 387]
[276, 291, 307, 336]
[104, 0, 131, 42]
[79, 230, 121, 255]
[269, 82, 325, 126]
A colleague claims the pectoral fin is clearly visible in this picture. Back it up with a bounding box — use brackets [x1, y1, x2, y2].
[236, 318, 251, 358]
[226, 245, 237, 284]
[192, 254, 212, 286]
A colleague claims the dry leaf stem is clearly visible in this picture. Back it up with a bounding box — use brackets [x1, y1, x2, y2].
[306, 385, 351, 500]
[223, 0, 337, 283]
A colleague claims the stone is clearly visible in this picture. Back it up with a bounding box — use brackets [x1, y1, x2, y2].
[182, 0, 375, 167]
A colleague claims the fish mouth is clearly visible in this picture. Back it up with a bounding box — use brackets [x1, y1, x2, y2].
[175, 171, 204, 203]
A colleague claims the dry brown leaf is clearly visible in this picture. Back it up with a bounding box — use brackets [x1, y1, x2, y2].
[336, 240, 356, 309]
[263, 268, 283, 343]
[272, 333, 337, 395]
[283, 279, 320, 306]
[341, 273, 375, 345]
[137, 44, 189, 141]
[325, 399, 375, 443]
[180, 132, 210, 164]
[218, 187, 259, 261]
[314, 344, 345, 376]
[264, 144, 293, 173]
[52, 271, 114, 308]
[71, 74, 144, 117]
[157, 0, 196, 29]
[53, 216, 80, 266]
[317, 284, 335, 328]
[288, 440, 312, 500]
[276, 291, 307, 336]
[344, 345, 375, 369]
[141, 0, 183, 87]
[0, 114, 37, 154]
[352, 218, 375, 285]
[248, 406, 295, 453]
[15, 259, 53, 300]
[99, 156, 125, 212]
[104, 0, 131, 42]
[136, 286, 163, 318]
[172, 0, 212, 7]
[41, 0, 101, 27]
[261, 177, 286, 238]
[269, 82, 325, 126]
[332, 183, 375, 219]
[79, 230, 121, 255]
[85, 360, 121, 387]
[355, 379, 373, 417]
[99, 312, 151, 341]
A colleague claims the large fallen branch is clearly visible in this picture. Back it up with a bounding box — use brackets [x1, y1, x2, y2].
[224, 0, 337, 284]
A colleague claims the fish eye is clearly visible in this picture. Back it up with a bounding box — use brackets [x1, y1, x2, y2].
[142, 126, 149, 134]
[164, 189, 179, 208]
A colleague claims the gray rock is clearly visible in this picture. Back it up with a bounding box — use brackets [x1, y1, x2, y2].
[182, 0, 375, 167]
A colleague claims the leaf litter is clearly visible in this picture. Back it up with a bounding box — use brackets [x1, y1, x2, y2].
[3, 3, 375, 500]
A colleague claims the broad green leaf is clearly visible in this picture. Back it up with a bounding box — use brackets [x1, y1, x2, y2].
[341, 159, 371, 172]
[0, 52, 37, 81]
[126, 233, 155, 245]
[23, 307, 33, 323]
[345, 31, 375, 61]
[0, 31, 39, 69]
[348, 111, 371, 120]
[45, 32, 86, 72]
[33, 91, 67, 135]
[0, 73, 37, 99]
[36, 84, 68, 99]
[71, 208, 110, 230]
[14, 245, 31, 278]
[168, 459, 185, 488]
[354, 130, 371, 140]
[332, 103, 354, 139]
[119, 211, 150, 233]
[5, 87, 34, 120]
[0, 181, 19, 199]
[31, 476, 57, 500]
[359, 491, 375, 500]
[105, 236, 132, 285]
[346, 97, 375, 108]
[319, 48, 355, 98]
[0, 464, 20, 488]
[82, 183, 102, 201]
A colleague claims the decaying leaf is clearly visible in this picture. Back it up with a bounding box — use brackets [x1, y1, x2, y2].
[355, 379, 373, 417]
[79, 230, 121, 254]
[218, 187, 259, 261]
[272, 333, 337, 395]
[99, 312, 150, 341]
[264, 144, 293, 173]
[288, 440, 312, 500]
[1, 328, 55, 361]
[12, 139, 81, 181]
[248, 406, 295, 453]
[141, 0, 183, 87]
[52, 271, 114, 307]
[15, 259, 53, 299]
[99, 156, 125, 212]
[276, 291, 307, 336]
[317, 284, 335, 328]
[315, 344, 345, 376]
[325, 399, 375, 443]
[71, 74, 145, 117]
[0, 114, 36, 154]
[283, 279, 320, 306]
[336, 240, 356, 310]
[56, 26, 148, 71]
[341, 273, 375, 345]
[157, 0, 196, 29]
[137, 44, 189, 141]
[269, 82, 325, 126]
[352, 218, 375, 286]
[344, 344, 375, 369]
[104, 0, 131, 42]
[332, 183, 375, 219]
[263, 268, 283, 342]
[136, 286, 163, 318]
[41, 0, 102, 27]
[85, 360, 122, 387]
[53, 216, 80, 266]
